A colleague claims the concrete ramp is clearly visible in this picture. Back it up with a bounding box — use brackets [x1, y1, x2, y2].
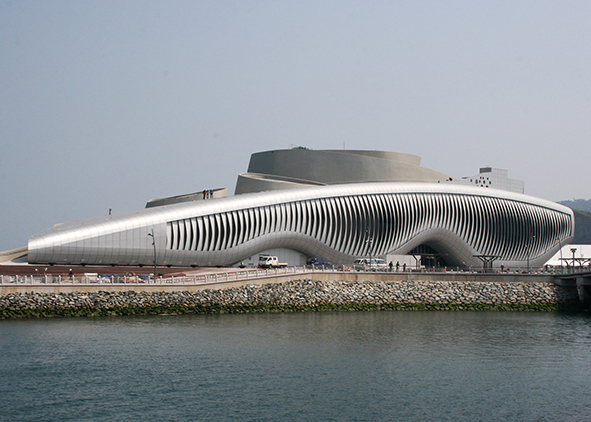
[0, 246, 28, 263]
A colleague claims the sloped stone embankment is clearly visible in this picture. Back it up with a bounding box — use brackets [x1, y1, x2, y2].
[0, 279, 581, 318]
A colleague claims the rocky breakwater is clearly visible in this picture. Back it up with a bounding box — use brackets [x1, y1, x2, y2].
[0, 279, 582, 319]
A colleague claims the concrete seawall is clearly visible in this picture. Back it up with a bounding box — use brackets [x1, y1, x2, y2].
[0, 273, 583, 318]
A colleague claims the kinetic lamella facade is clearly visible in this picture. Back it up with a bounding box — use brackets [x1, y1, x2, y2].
[28, 183, 573, 269]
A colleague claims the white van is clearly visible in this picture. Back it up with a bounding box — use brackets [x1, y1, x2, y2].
[258, 255, 288, 268]
[353, 258, 388, 271]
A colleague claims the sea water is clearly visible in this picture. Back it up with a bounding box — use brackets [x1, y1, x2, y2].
[1, 311, 591, 422]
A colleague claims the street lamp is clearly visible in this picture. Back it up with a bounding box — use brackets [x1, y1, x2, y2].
[557, 236, 563, 271]
[148, 229, 157, 278]
[571, 248, 577, 273]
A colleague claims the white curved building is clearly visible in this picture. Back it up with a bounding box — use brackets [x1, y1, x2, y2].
[27, 149, 574, 269]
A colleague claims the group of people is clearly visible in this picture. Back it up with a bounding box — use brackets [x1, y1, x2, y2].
[202, 189, 215, 199]
[388, 261, 407, 272]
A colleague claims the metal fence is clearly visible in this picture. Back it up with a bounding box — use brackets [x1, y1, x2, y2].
[0, 265, 338, 286]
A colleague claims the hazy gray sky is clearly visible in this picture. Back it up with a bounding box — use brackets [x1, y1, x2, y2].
[1, 1, 590, 251]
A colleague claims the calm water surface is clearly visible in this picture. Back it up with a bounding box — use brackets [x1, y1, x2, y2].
[1, 311, 591, 421]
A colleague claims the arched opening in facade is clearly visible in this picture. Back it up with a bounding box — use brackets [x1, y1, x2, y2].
[409, 244, 450, 268]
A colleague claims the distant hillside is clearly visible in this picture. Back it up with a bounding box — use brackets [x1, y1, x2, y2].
[557, 199, 591, 244]
[572, 210, 591, 244]
[559, 198, 591, 213]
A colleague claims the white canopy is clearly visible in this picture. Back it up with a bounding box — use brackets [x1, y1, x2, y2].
[544, 244, 591, 267]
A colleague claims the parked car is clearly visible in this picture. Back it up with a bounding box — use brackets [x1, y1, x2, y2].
[353, 258, 389, 271]
[306, 257, 334, 267]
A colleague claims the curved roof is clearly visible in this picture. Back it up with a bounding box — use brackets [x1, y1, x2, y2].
[235, 149, 452, 194]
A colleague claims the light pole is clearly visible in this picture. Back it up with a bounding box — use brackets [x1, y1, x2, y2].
[557, 236, 563, 271]
[571, 248, 577, 273]
[148, 229, 157, 278]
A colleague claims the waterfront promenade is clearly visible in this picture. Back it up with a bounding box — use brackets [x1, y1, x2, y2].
[1, 266, 588, 319]
[0, 265, 563, 294]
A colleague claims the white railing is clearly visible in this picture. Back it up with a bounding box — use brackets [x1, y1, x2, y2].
[0, 265, 340, 286]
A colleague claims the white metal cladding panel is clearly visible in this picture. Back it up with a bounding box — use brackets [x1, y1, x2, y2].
[331, 197, 340, 247]
[451, 195, 461, 235]
[347, 196, 359, 255]
[335, 197, 346, 253]
[228, 211, 237, 248]
[338, 198, 349, 254]
[235, 211, 243, 246]
[515, 202, 528, 258]
[304, 200, 312, 238]
[210, 215, 218, 251]
[325, 198, 334, 248]
[379, 195, 391, 256]
[332, 197, 342, 250]
[190, 218, 197, 251]
[341, 197, 353, 254]
[266, 205, 273, 235]
[251, 208, 259, 241]
[297, 202, 306, 234]
[246, 208, 254, 242]
[201, 216, 208, 251]
[178, 220, 185, 251]
[185, 219, 193, 251]
[365, 195, 375, 248]
[262, 207, 269, 238]
[492, 198, 505, 257]
[371, 195, 381, 254]
[465, 196, 477, 247]
[318, 199, 327, 244]
[211, 214, 219, 251]
[385, 195, 397, 250]
[171, 221, 179, 250]
[353, 195, 365, 255]
[307, 199, 318, 238]
[289, 203, 297, 233]
[474, 197, 486, 253]
[483, 198, 500, 256]
[331, 197, 339, 247]
[166, 222, 172, 249]
[219, 213, 227, 250]
[401, 194, 412, 244]
[507, 200, 519, 256]
[490, 197, 504, 255]
[286, 202, 293, 233]
[308, 200, 317, 240]
[320, 198, 329, 243]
